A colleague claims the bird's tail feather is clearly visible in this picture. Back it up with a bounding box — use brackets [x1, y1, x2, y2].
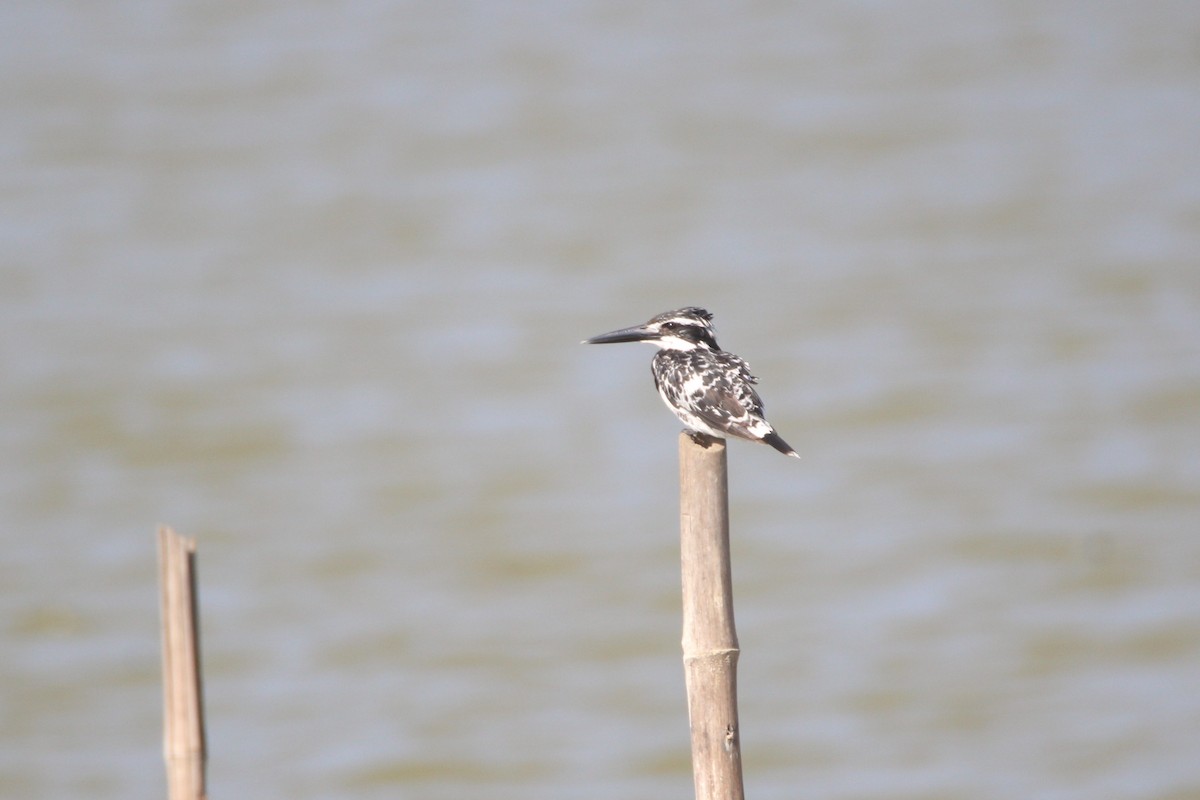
[761, 431, 800, 458]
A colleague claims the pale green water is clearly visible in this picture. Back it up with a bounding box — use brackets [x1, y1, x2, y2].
[2, 2, 1199, 799]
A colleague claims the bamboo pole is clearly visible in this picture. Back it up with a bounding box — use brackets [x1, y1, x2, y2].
[678, 433, 745, 800]
[157, 526, 208, 800]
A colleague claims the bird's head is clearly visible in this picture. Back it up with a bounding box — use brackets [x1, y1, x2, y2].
[583, 307, 719, 352]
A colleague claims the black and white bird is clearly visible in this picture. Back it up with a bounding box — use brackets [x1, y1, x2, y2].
[584, 306, 799, 458]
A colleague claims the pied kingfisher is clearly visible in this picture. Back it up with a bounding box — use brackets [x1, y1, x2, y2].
[584, 306, 799, 458]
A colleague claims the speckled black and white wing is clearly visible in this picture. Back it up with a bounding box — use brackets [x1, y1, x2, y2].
[652, 348, 785, 446]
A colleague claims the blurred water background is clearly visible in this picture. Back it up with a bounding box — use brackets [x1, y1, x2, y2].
[3, 2, 1199, 799]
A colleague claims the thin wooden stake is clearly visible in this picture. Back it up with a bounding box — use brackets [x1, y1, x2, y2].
[157, 525, 207, 800]
[679, 433, 745, 800]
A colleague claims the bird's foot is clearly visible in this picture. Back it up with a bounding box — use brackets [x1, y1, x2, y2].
[686, 430, 719, 448]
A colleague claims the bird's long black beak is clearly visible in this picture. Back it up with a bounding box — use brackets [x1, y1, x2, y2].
[582, 323, 658, 345]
